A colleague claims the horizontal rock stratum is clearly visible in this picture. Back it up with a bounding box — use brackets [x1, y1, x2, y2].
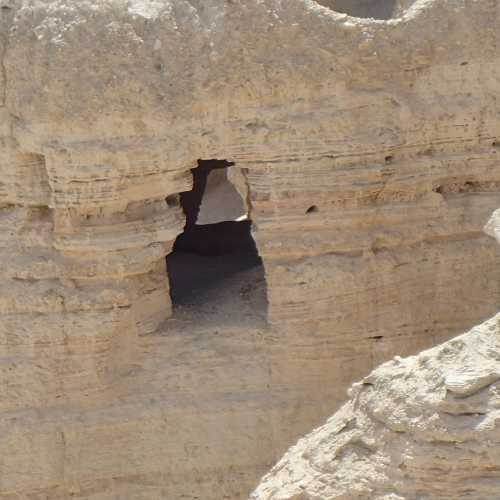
[1, 0, 500, 498]
[253, 210, 500, 499]
[252, 310, 500, 499]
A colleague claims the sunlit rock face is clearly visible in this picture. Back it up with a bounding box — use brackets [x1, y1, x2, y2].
[252, 310, 500, 499]
[1, 0, 500, 498]
[253, 211, 500, 499]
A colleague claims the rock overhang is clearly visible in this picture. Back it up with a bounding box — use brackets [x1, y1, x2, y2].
[0, 0, 494, 151]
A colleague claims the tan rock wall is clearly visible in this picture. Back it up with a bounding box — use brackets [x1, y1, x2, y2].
[1, 1, 500, 498]
[253, 310, 500, 499]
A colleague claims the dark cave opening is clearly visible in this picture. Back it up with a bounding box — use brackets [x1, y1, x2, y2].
[315, 0, 399, 20]
[166, 160, 266, 317]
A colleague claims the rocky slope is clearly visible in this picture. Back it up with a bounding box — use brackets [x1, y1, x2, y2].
[1, 1, 500, 498]
[253, 211, 500, 499]
[253, 312, 500, 499]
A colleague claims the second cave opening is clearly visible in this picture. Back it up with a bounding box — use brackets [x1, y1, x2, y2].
[166, 160, 266, 321]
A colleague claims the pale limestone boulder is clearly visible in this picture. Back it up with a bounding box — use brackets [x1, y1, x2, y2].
[485, 209, 500, 244]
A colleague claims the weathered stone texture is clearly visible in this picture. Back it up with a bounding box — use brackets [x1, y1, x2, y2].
[0, 0, 500, 498]
[253, 310, 500, 499]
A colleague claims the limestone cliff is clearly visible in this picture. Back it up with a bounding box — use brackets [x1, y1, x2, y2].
[252, 311, 500, 499]
[253, 211, 500, 499]
[1, 1, 500, 498]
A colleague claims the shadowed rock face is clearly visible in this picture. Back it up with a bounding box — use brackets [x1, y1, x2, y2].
[173, 220, 256, 256]
[1, 1, 500, 499]
[315, 0, 399, 20]
[315, 0, 420, 19]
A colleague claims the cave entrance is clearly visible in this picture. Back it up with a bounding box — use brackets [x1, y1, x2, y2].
[166, 160, 266, 324]
[315, 0, 400, 20]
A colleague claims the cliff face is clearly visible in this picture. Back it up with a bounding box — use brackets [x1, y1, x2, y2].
[255, 323, 500, 500]
[1, 1, 500, 498]
[253, 309, 500, 498]
[253, 211, 500, 499]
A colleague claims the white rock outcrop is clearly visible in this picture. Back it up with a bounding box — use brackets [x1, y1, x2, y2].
[253, 311, 500, 499]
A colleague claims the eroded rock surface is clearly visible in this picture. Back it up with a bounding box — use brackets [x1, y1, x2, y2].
[1, 0, 500, 498]
[252, 312, 500, 499]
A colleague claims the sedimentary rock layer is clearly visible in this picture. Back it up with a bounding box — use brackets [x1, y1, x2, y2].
[253, 310, 500, 499]
[1, 0, 500, 498]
